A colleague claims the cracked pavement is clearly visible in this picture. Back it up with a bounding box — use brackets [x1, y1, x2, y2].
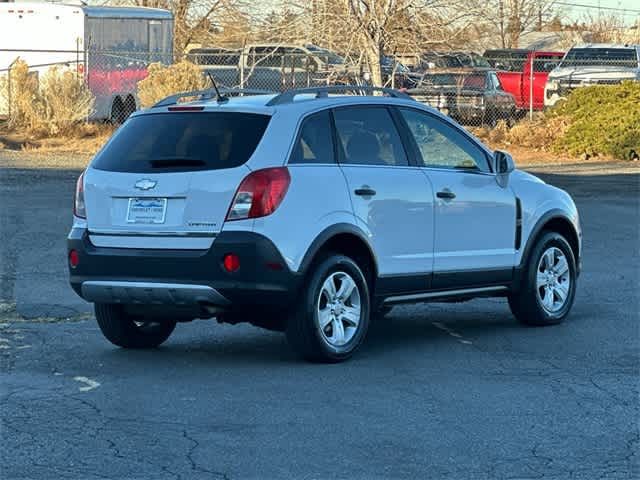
[0, 156, 639, 479]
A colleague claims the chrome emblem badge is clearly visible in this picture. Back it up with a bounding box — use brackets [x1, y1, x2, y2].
[134, 179, 157, 190]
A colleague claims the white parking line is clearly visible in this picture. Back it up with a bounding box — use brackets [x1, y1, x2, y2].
[432, 322, 473, 345]
[73, 376, 101, 392]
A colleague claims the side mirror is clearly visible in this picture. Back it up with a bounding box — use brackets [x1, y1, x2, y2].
[494, 150, 515, 175]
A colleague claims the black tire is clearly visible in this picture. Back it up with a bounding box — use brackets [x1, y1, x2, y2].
[483, 109, 497, 128]
[94, 303, 176, 348]
[508, 231, 577, 326]
[110, 97, 125, 124]
[285, 253, 371, 363]
[123, 95, 137, 120]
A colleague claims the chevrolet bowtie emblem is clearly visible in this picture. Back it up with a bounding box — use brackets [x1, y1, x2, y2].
[134, 179, 157, 190]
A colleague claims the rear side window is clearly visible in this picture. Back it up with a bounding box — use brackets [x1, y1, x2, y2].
[92, 112, 271, 173]
[289, 111, 335, 164]
[333, 107, 409, 167]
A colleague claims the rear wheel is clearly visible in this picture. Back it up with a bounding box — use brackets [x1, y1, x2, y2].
[508, 231, 577, 326]
[110, 97, 126, 124]
[286, 254, 370, 362]
[95, 303, 176, 348]
[124, 95, 137, 118]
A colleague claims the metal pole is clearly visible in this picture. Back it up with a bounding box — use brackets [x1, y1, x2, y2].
[529, 54, 534, 121]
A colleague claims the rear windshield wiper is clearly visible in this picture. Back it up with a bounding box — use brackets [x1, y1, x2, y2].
[149, 158, 206, 168]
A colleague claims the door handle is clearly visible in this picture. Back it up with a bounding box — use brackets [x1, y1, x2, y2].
[354, 187, 376, 197]
[436, 190, 456, 200]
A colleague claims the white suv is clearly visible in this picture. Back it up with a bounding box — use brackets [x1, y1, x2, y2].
[68, 86, 581, 362]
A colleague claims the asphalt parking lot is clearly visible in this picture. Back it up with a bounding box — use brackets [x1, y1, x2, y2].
[1, 156, 638, 479]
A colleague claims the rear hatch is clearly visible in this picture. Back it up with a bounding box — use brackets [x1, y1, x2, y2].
[85, 110, 271, 249]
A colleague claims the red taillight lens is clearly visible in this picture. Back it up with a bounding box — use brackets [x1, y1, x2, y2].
[69, 249, 79, 268]
[226, 167, 290, 221]
[223, 253, 240, 272]
[74, 171, 86, 219]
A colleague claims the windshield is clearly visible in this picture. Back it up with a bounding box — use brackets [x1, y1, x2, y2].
[561, 48, 638, 68]
[418, 73, 487, 90]
[92, 112, 271, 173]
[381, 56, 409, 73]
[306, 46, 345, 65]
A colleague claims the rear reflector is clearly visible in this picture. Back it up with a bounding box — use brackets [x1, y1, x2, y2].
[69, 250, 79, 268]
[223, 253, 240, 273]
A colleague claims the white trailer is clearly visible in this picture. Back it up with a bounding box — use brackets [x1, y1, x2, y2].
[0, 2, 173, 120]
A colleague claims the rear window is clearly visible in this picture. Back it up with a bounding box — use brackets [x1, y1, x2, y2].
[562, 48, 638, 68]
[92, 112, 271, 173]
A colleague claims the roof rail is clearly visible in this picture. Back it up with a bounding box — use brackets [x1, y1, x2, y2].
[265, 85, 414, 106]
[153, 88, 275, 108]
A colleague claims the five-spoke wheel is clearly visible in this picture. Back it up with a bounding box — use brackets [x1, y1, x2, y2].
[509, 231, 577, 326]
[286, 253, 370, 362]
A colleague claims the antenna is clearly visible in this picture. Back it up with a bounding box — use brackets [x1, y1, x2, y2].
[207, 72, 228, 104]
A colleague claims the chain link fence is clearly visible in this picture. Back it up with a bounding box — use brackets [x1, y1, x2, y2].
[1, 47, 637, 131]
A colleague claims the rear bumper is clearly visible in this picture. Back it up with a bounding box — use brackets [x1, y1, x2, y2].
[67, 228, 301, 311]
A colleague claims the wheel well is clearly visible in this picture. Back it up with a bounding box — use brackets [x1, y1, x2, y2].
[312, 233, 377, 287]
[124, 94, 137, 109]
[540, 217, 580, 261]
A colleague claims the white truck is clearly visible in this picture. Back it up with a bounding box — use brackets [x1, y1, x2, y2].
[0, 2, 173, 121]
[544, 44, 640, 108]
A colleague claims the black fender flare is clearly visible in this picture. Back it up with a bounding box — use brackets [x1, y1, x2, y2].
[298, 223, 378, 277]
[514, 208, 580, 290]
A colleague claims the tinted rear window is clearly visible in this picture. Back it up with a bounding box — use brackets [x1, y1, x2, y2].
[562, 48, 638, 67]
[92, 112, 271, 173]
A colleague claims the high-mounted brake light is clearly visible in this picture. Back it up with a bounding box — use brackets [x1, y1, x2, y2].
[226, 167, 290, 221]
[74, 171, 86, 219]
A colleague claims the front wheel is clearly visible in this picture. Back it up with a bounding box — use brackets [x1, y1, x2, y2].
[95, 303, 176, 348]
[286, 254, 371, 362]
[508, 231, 577, 326]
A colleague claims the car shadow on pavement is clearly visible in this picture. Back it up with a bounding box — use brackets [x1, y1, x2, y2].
[85, 305, 527, 366]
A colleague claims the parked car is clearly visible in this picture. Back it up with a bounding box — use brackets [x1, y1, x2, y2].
[408, 69, 516, 126]
[415, 51, 490, 71]
[68, 85, 581, 362]
[484, 49, 564, 111]
[186, 44, 359, 89]
[380, 55, 412, 88]
[544, 44, 640, 108]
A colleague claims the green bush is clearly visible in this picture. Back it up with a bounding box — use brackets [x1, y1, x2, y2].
[551, 81, 640, 160]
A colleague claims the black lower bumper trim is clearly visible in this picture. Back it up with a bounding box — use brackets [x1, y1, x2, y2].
[68, 228, 301, 311]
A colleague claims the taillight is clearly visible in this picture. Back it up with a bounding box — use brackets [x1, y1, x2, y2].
[74, 171, 86, 219]
[226, 167, 290, 221]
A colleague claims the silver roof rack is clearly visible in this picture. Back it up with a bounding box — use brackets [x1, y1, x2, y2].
[265, 85, 414, 106]
[153, 88, 275, 108]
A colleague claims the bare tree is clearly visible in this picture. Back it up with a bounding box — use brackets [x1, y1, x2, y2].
[345, 0, 464, 86]
[121, 0, 247, 52]
[469, 0, 556, 48]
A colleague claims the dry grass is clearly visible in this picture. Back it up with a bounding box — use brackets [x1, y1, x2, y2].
[137, 60, 208, 108]
[471, 115, 569, 152]
[0, 120, 113, 157]
[5, 60, 94, 137]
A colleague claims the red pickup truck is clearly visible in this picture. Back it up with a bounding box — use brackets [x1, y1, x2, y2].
[484, 49, 564, 111]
